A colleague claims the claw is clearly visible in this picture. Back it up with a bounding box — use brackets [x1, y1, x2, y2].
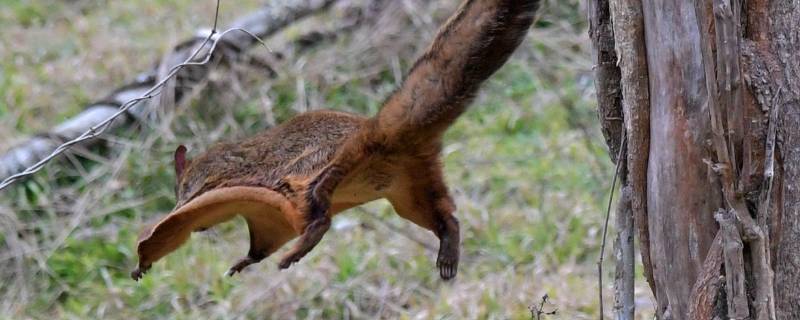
[438, 259, 457, 281]
[278, 253, 300, 269]
[131, 265, 150, 281]
[227, 256, 258, 276]
[436, 234, 459, 280]
[278, 217, 331, 270]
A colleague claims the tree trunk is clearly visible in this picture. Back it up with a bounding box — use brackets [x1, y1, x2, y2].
[590, 0, 799, 318]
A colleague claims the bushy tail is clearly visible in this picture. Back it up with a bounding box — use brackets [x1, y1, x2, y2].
[306, 0, 541, 217]
[374, 0, 541, 145]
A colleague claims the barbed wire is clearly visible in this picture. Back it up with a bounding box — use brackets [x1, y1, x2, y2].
[0, 0, 271, 192]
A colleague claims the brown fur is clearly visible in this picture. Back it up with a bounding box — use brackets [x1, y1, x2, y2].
[133, 0, 541, 281]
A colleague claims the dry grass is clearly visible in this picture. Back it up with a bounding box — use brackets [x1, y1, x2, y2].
[0, 0, 655, 318]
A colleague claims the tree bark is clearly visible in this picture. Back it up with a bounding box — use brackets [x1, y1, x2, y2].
[591, 0, 799, 318]
[639, 3, 723, 317]
[613, 186, 635, 320]
[589, 0, 624, 164]
[688, 233, 724, 319]
[763, 2, 800, 317]
[607, 0, 654, 298]
[717, 209, 749, 319]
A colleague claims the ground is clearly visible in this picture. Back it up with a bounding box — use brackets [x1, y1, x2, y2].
[0, 0, 655, 318]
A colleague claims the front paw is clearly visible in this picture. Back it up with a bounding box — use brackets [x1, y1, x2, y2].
[131, 264, 151, 281]
[278, 252, 303, 269]
[226, 256, 257, 276]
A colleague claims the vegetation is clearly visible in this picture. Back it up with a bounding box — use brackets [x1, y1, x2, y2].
[0, 0, 654, 318]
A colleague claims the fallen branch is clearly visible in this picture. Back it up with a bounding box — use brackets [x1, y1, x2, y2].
[0, 0, 339, 191]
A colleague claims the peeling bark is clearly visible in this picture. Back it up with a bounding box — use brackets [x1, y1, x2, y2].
[717, 210, 749, 319]
[768, 1, 800, 318]
[596, 0, 798, 317]
[589, 3, 637, 319]
[607, 0, 655, 297]
[613, 186, 635, 320]
[695, 2, 777, 317]
[588, 0, 624, 163]
[639, 2, 722, 317]
[688, 233, 724, 319]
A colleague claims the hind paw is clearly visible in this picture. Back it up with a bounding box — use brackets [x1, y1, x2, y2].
[436, 238, 459, 280]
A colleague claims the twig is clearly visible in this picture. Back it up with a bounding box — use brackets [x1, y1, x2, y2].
[598, 130, 626, 320]
[212, 0, 221, 31]
[529, 294, 558, 320]
[0, 1, 274, 192]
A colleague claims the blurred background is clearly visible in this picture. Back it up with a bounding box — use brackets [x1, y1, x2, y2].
[0, 0, 654, 318]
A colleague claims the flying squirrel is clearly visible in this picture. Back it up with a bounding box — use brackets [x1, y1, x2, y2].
[132, 0, 541, 281]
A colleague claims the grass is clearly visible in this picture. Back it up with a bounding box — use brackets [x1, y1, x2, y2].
[0, 0, 655, 318]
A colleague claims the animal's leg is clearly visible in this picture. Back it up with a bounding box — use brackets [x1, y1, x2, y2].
[388, 163, 460, 280]
[282, 141, 368, 269]
[226, 217, 281, 276]
[277, 216, 331, 269]
[228, 198, 303, 275]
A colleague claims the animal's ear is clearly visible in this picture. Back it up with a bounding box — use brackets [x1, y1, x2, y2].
[174, 145, 188, 177]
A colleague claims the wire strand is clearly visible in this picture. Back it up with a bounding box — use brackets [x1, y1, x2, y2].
[0, 1, 271, 192]
[597, 130, 627, 319]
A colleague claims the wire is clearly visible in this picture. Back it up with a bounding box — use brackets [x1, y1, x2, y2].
[0, 0, 271, 192]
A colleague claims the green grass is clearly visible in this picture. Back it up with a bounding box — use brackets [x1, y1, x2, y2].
[0, 0, 656, 318]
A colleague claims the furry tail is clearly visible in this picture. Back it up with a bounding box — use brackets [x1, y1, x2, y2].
[306, 0, 540, 218]
[374, 0, 541, 145]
